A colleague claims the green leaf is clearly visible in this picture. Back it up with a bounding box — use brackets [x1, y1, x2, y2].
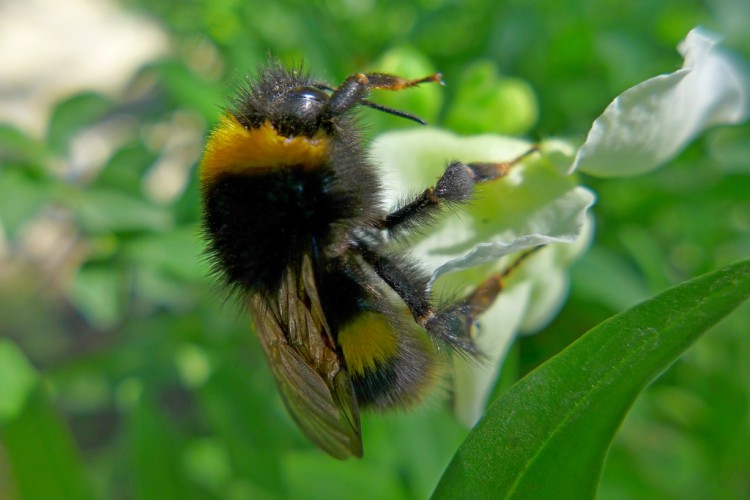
[46, 92, 112, 153]
[69, 264, 124, 329]
[71, 187, 173, 234]
[0, 341, 37, 424]
[0, 124, 48, 166]
[0, 168, 51, 238]
[127, 392, 187, 499]
[433, 258, 750, 499]
[0, 340, 93, 500]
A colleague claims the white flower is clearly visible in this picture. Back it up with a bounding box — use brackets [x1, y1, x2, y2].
[572, 27, 750, 177]
[369, 26, 749, 427]
[372, 130, 594, 426]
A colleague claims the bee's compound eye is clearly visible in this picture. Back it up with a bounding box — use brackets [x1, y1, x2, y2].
[282, 86, 329, 123]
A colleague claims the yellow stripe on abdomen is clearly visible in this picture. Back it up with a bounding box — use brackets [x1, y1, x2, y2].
[338, 312, 398, 375]
[200, 115, 330, 183]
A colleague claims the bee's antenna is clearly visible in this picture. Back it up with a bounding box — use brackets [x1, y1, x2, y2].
[360, 99, 427, 125]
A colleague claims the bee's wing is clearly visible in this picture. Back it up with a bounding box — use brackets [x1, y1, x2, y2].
[248, 256, 363, 459]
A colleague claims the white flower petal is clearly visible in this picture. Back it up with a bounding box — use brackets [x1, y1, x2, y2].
[371, 129, 595, 285]
[427, 186, 593, 284]
[571, 27, 750, 177]
[448, 216, 594, 426]
[518, 214, 594, 333]
[453, 282, 531, 427]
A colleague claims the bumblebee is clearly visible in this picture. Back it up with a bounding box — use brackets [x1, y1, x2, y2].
[199, 63, 537, 458]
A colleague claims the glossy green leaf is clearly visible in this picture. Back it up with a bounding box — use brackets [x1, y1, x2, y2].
[433, 258, 750, 499]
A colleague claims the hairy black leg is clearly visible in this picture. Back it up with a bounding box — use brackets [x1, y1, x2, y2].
[380, 147, 539, 237]
[354, 236, 543, 354]
[353, 240, 476, 352]
[427, 247, 544, 346]
[353, 243, 433, 322]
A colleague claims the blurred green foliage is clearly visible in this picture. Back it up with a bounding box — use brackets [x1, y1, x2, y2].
[0, 0, 748, 498]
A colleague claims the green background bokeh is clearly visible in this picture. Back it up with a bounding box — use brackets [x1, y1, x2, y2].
[0, 0, 748, 498]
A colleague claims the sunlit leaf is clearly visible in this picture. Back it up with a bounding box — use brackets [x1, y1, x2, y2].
[434, 258, 750, 499]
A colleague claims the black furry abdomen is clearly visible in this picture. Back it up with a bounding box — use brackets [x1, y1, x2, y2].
[202, 167, 349, 293]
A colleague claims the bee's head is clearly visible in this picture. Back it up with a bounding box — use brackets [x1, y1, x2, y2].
[232, 64, 427, 138]
[279, 86, 329, 123]
[272, 85, 332, 136]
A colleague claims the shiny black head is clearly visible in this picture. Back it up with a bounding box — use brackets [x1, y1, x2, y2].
[230, 65, 336, 137]
[230, 63, 427, 138]
[278, 86, 329, 125]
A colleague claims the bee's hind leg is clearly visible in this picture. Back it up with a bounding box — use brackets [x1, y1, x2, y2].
[353, 238, 543, 355]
